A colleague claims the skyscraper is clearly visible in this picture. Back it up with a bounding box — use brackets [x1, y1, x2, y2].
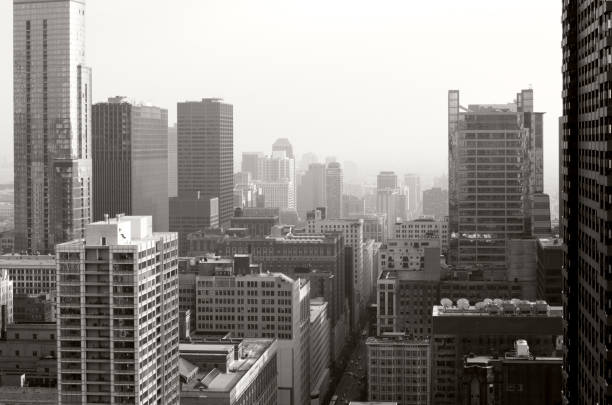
[13, 0, 92, 253]
[403, 173, 421, 218]
[272, 137, 294, 159]
[56, 215, 179, 404]
[170, 99, 232, 252]
[561, 2, 611, 403]
[448, 89, 544, 271]
[92, 97, 169, 230]
[325, 162, 343, 219]
[298, 163, 326, 219]
[168, 124, 177, 198]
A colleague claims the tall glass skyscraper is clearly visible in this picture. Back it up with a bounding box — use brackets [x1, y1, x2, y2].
[448, 89, 544, 271]
[13, 0, 92, 253]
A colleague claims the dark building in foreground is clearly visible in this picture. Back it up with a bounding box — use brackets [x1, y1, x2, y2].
[536, 237, 562, 306]
[461, 340, 562, 405]
[560, 2, 611, 403]
[431, 301, 562, 405]
[92, 97, 169, 230]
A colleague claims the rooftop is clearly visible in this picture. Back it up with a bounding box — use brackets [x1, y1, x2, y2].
[0, 254, 55, 266]
[180, 339, 275, 394]
[433, 299, 562, 317]
[538, 238, 563, 248]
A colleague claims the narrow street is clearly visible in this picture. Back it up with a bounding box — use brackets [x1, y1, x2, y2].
[329, 332, 368, 404]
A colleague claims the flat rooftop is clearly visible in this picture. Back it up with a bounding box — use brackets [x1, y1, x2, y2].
[180, 339, 274, 393]
[0, 254, 55, 266]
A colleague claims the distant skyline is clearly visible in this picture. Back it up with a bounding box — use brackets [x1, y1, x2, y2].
[0, 0, 561, 193]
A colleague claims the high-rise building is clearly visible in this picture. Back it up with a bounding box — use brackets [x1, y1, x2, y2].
[309, 298, 331, 405]
[403, 173, 421, 218]
[241, 152, 264, 180]
[168, 124, 177, 198]
[298, 163, 326, 219]
[422, 187, 448, 219]
[448, 89, 544, 271]
[13, 0, 92, 253]
[306, 210, 363, 329]
[92, 97, 169, 231]
[56, 215, 179, 405]
[325, 162, 343, 219]
[272, 137, 294, 159]
[366, 334, 430, 405]
[173, 98, 233, 231]
[377, 172, 398, 190]
[377, 172, 404, 237]
[393, 217, 449, 255]
[560, 4, 612, 403]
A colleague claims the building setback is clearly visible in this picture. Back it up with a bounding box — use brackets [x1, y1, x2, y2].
[56, 216, 180, 405]
[92, 97, 169, 231]
[13, 0, 92, 253]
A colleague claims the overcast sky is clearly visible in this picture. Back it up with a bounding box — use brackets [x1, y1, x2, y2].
[0, 0, 561, 192]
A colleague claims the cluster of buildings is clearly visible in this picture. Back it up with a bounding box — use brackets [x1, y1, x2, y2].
[1, 0, 596, 404]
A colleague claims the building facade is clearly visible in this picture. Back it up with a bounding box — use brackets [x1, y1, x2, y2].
[536, 238, 562, 306]
[56, 216, 179, 404]
[171, 98, 233, 246]
[393, 218, 449, 255]
[92, 97, 169, 231]
[448, 89, 543, 271]
[422, 187, 448, 219]
[309, 298, 331, 405]
[0, 269, 13, 325]
[325, 162, 343, 219]
[366, 334, 430, 405]
[0, 254, 55, 296]
[298, 163, 326, 220]
[13, 0, 92, 253]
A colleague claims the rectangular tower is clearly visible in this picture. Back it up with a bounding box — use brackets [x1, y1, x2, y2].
[92, 97, 169, 231]
[13, 0, 92, 253]
[560, 1, 612, 403]
[448, 90, 544, 271]
[56, 216, 179, 404]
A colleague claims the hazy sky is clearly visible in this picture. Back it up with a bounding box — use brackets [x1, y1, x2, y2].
[0, 0, 561, 192]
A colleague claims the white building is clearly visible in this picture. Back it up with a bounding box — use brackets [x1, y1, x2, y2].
[309, 298, 331, 405]
[195, 270, 311, 405]
[366, 334, 430, 405]
[255, 181, 296, 210]
[393, 217, 449, 254]
[0, 269, 13, 325]
[56, 215, 180, 405]
[306, 210, 365, 329]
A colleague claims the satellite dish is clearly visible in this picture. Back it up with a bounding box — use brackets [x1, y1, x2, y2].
[493, 299, 503, 306]
[457, 298, 469, 310]
[475, 302, 485, 310]
[440, 298, 452, 308]
[483, 298, 492, 306]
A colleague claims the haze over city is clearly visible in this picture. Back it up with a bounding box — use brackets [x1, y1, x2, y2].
[0, 0, 560, 189]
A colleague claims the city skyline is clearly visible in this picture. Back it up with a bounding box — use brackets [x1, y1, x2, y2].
[0, 0, 561, 191]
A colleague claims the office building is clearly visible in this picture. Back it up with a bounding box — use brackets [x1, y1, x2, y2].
[13, 293, 56, 323]
[13, 0, 92, 253]
[56, 215, 179, 405]
[241, 152, 264, 180]
[272, 137, 294, 159]
[536, 237, 562, 306]
[0, 322, 56, 387]
[343, 195, 365, 217]
[306, 210, 363, 328]
[448, 89, 543, 271]
[0, 230, 14, 254]
[298, 163, 326, 219]
[230, 207, 279, 237]
[505, 239, 537, 300]
[422, 187, 448, 219]
[393, 217, 449, 255]
[377, 172, 398, 190]
[560, 4, 611, 402]
[530, 192, 552, 236]
[350, 214, 387, 243]
[194, 269, 311, 405]
[92, 97, 169, 230]
[431, 300, 562, 405]
[179, 338, 278, 405]
[325, 162, 343, 219]
[0, 269, 13, 325]
[403, 174, 421, 218]
[255, 181, 296, 210]
[168, 124, 178, 198]
[377, 172, 406, 237]
[172, 98, 233, 242]
[366, 334, 430, 405]
[0, 254, 55, 296]
[377, 241, 440, 338]
[461, 340, 562, 405]
[310, 298, 331, 405]
[0, 387, 56, 404]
